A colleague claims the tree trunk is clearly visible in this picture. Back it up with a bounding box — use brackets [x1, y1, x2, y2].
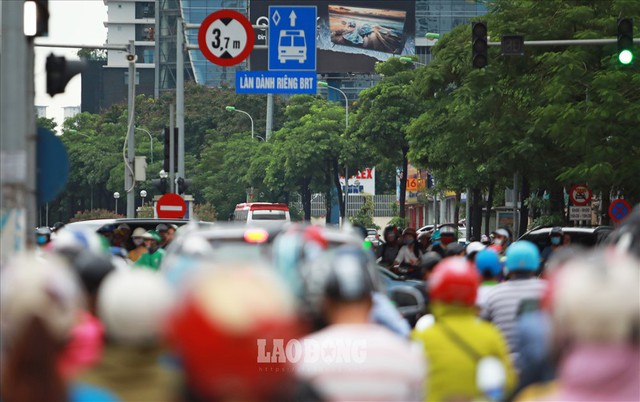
[300, 178, 312, 222]
[399, 148, 409, 219]
[484, 181, 495, 236]
[454, 191, 461, 228]
[518, 175, 530, 237]
[601, 190, 611, 226]
[472, 187, 483, 240]
[325, 162, 333, 225]
[550, 185, 565, 223]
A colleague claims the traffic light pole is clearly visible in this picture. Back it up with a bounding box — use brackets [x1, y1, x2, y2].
[487, 38, 640, 46]
[126, 40, 136, 218]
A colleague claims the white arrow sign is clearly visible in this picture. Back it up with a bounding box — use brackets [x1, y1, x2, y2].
[289, 10, 297, 27]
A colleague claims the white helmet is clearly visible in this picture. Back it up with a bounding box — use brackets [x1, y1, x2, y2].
[98, 269, 175, 345]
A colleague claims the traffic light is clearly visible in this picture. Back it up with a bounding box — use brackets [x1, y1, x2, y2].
[24, 0, 49, 37]
[46, 54, 86, 97]
[163, 127, 179, 172]
[472, 21, 488, 68]
[617, 18, 634, 65]
[176, 177, 192, 195]
[152, 178, 168, 195]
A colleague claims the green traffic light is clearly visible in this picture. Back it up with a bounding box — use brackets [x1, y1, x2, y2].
[619, 49, 633, 65]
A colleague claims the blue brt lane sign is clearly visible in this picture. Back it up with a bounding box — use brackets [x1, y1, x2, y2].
[236, 71, 316, 94]
[268, 6, 317, 71]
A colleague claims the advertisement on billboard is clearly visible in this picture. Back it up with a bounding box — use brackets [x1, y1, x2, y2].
[340, 167, 376, 195]
[249, 1, 416, 73]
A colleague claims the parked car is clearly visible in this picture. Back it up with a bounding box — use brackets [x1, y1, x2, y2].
[518, 226, 613, 252]
[365, 228, 382, 247]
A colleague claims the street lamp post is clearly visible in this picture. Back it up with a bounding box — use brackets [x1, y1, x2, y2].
[318, 81, 348, 128]
[318, 81, 350, 226]
[113, 191, 120, 214]
[225, 106, 254, 139]
[136, 127, 153, 164]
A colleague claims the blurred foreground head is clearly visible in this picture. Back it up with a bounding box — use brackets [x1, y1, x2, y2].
[0, 254, 83, 402]
[167, 263, 302, 402]
[98, 269, 174, 345]
[549, 251, 639, 345]
[606, 204, 640, 259]
[1, 254, 83, 346]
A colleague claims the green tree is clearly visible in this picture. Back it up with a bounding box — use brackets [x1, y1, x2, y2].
[351, 58, 423, 220]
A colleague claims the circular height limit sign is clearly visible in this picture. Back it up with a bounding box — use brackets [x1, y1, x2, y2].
[198, 9, 254, 67]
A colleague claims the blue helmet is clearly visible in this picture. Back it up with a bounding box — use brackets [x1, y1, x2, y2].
[475, 249, 502, 277]
[505, 241, 540, 272]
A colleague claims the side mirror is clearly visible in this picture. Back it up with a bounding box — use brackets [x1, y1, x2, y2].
[388, 285, 426, 324]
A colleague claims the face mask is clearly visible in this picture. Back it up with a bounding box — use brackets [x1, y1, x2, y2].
[494, 238, 503, 246]
[36, 235, 48, 245]
[133, 238, 144, 246]
[551, 237, 561, 245]
[404, 239, 415, 246]
[148, 245, 158, 254]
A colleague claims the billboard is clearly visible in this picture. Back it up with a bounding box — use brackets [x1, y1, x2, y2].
[249, 1, 416, 73]
[340, 167, 376, 195]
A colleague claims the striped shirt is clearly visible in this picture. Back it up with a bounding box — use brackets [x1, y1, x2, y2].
[296, 323, 426, 401]
[480, 278, 547, 358]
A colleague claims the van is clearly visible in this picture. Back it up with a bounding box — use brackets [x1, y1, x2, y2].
[233, 203, 291, 224]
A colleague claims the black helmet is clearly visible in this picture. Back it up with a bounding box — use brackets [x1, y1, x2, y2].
[445, 242, 466, 257]
[302, 245, 379, 307]
[51, 222, 65, 232]
[550, 226, 564, 237]
[419, 251, 442, 271]
[72, 250, 115, 295]
[383, 224, 397, 238]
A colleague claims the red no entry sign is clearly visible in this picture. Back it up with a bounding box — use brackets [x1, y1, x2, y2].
[198, 9, 255, 67]
[156, 193, 186, 219]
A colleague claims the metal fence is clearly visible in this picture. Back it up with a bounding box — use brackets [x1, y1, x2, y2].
[290, 193, 397, 218]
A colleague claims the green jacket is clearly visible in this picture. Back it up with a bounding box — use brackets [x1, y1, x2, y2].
[133, 249, 165, 270]
[411, 302, 517, 402]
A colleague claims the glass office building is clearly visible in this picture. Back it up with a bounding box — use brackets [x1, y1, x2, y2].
[181, 0, 247, 87]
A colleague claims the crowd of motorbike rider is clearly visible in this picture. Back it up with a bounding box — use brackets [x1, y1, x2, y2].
[3, 206, 638, 402]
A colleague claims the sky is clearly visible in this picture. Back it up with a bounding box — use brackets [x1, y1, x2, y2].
[34, 0, 108, 128]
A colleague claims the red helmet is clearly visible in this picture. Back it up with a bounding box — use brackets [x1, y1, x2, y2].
[428, 257, 480, 306]
[167, 265, 303, 401]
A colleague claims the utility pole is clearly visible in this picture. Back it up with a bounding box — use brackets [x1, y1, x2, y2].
[125, 41, 137, 218]
[266, 93, 273, 141]
[0, 1, 37, 261]
[169, 104, 175, 193]
[176, 17, 185, 180]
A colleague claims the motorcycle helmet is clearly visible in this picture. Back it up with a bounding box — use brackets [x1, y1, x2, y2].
[428, 257, 480, 306]
[475, 249, 502, 278]
[505, 241, 540, 272]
